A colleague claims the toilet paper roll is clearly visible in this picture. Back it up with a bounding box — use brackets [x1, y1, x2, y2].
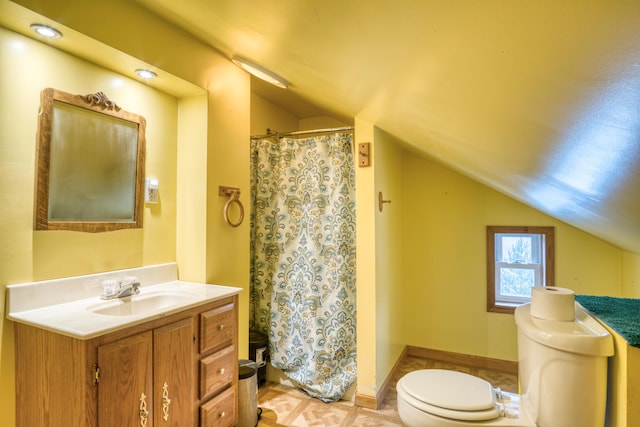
[530, 286, 575, 321]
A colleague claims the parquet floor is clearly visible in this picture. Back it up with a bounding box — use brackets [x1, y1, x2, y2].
[256, 355, 518, 427]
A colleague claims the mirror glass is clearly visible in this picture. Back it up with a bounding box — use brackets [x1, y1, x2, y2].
[35, 88, 146, 232]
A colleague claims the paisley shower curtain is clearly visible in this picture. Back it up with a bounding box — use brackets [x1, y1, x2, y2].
[249, 130, 357, 402]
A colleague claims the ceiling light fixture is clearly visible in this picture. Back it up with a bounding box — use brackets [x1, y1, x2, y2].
[135, 69, 157, 79]
[30, 23, 62, 39]
[232, 56, 288, 89]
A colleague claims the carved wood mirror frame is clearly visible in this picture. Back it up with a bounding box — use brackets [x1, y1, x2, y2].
[34, 88, 146, 232]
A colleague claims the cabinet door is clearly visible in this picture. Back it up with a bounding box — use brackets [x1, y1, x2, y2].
[154, 318, 194, 426]
[98, 331, 153, 427]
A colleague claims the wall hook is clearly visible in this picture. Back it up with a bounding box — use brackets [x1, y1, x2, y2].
[219, 186, 244, 227]
[378, 191, 391, 212]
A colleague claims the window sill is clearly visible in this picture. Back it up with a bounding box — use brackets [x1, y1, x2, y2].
[487, 302, 524, 314]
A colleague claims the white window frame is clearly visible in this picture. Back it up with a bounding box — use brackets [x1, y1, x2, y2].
[487, 226, 555, 314]
[495, 262, 543, 304]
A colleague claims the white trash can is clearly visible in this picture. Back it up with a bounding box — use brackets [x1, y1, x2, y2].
[238, 359, 258, 427]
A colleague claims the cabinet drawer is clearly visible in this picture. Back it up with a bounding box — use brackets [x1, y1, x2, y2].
[200, 386, 236, 427]
[200, 345, 235, 399]
[200, 303, 235, 353]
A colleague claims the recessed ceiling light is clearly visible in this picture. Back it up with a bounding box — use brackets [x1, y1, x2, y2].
[135, 69, 157, 79]
[30, 24, 62, 39]
[232, 56, 288, 89]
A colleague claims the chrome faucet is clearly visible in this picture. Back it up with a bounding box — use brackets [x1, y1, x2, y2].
[101, 276, 141, 300]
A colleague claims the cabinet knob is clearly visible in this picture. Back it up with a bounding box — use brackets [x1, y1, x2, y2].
[219, 324, 225, 331]
[219, 368, 225, 375]
[219, 411, 226, 419]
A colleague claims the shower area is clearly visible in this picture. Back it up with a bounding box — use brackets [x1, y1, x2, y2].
[249, 127, 357, 402]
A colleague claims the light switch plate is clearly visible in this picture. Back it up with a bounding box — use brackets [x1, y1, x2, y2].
[145, 178, 159, 203]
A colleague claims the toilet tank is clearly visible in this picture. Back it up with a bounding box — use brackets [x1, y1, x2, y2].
[514, 303, 613, 427]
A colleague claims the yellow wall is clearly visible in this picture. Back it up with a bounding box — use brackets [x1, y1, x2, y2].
[250, 92, 299, 135]
[403, 153, 625, 361]
[0, 27, 181, 424]
[373, 129, 407, 389]
[299, 115, 351, 131]
[12, 0, 252, 355]
[622, 252, 640, 298]
[202, 62, 250, 355]
[4, 2, 640, 421]
[597, 321, 640, 427]
[607, 328, 629, 427]
[355, 119, 377, 397]
[1, 1, 252, 421]
[250, 91, 349, 135]
[176, 94, 208, 283]
[2, 27, 180, 276]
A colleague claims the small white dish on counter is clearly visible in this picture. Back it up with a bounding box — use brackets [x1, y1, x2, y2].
[5, 263, 241, 339]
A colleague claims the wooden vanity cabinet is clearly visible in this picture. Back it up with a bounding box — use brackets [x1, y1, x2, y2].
[97, 318, 194, 426]
[198, 302, 238, 426]
[14, 295, 238, 427]
[96, 330, 155, 426]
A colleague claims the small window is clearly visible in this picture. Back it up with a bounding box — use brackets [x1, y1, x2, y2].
[487, 226, 555, 313]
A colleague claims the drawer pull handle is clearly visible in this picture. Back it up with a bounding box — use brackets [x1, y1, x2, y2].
[139, 392, 149, 427]
[162, 382, 172, 421]
[219, 324, 225, 331]
[220, 411, 226, 418]
[219, 368, 225, 375]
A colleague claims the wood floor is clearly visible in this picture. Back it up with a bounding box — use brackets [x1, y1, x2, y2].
[256, 355, 518, 427]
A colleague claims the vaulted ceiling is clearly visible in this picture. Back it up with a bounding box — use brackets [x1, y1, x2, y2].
[5, 0, 640, 253]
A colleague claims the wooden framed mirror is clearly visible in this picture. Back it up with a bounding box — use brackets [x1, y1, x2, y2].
[34, 88, 146, 232]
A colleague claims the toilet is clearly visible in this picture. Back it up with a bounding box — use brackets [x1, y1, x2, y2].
[397, 302, 614, 427]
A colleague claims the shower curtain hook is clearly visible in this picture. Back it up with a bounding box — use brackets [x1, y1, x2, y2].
[219, 185, 244, 227]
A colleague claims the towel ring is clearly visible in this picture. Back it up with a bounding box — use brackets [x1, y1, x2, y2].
[219, 186, 244, 227]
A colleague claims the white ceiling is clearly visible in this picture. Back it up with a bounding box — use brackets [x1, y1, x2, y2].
[6, 0, 640, 253]
[133, 0, 640, 253]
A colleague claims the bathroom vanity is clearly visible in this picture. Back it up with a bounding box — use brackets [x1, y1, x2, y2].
[6, 263, 241, 427]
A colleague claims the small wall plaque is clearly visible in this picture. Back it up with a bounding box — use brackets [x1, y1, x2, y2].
[358, 142, 371, 167]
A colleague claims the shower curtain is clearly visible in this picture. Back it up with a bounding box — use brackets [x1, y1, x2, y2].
[249, 130, 357, 402]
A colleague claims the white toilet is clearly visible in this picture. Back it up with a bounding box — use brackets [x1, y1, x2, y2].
[397, 303, 614, 427]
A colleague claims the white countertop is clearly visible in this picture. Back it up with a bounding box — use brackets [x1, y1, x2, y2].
[5, 263, 242, 340]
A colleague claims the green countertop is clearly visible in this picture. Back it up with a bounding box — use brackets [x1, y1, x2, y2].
[575, 295, 640, 348]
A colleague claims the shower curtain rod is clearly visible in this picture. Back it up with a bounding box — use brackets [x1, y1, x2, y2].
[250, 126, 354, 140]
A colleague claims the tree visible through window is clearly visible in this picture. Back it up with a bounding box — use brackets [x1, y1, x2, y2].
[487, 226, 555, 314]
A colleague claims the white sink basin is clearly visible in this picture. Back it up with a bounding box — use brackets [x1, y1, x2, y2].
[6, 263, 242, 339]
[86, 291, 197, 316]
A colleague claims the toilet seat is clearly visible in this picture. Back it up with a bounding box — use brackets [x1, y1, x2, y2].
[397, 369, 501, 422]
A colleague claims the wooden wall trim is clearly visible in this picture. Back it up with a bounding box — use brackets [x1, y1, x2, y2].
[407, 346, 518, 374]
[354, 346, 409, 410]
[355, 346, 518, 409]
[354, 393, 378, 409]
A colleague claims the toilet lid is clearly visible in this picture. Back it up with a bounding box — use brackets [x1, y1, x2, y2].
[398, 369, 500, 421]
